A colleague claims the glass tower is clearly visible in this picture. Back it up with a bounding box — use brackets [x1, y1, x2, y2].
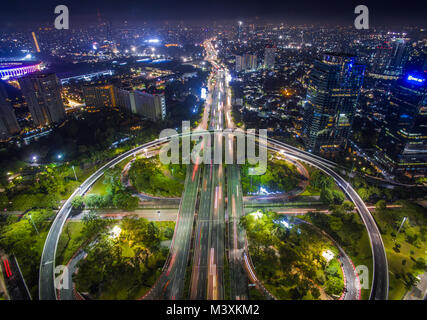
[303, 53, 365, 153]
[375, 73, 427, 174]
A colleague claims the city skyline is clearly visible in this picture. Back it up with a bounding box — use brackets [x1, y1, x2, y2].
[1, 1, 427, 29]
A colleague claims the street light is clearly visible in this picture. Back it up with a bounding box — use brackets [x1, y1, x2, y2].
[71, 165, 78, 181]
[32, 155, 37, 162]
[28, 213, 40, 236]
[57, 154, 63, 160]
[110, 225, 122, 239]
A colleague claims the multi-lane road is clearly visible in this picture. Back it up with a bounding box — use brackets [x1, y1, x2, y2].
[190, 64, 226, 300]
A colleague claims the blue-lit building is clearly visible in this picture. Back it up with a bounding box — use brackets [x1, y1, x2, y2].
[375, 73, 427, 174]
[302, 53, 365, 153]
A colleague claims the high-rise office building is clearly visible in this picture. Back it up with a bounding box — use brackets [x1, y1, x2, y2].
[131, 91, 166, 120]
[370, 38, 409, 78]
[375, 73, 427, 173]
[82, 84, 116, 108]
[114, 87, 132, 113]
[18, 73, 66, 127]
[302, 53, 365, 153]
[371, 41, 393, 75]
[235, 53, 257, 72]
[0, 81, 20, 140]
[264, 46, 276, 69]
[82, 84, 165, 120]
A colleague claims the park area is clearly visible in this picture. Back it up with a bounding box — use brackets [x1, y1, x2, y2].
[56, 214, 175, 300]
[241, 210, 345, 300]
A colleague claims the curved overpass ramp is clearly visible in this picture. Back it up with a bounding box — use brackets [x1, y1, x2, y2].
[39, 132, 388, 300]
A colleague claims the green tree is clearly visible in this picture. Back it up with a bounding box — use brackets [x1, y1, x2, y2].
[0, 193, 8, 210]
[71, 196, 84, 209]
[84, 194, 104, 208]
[103, 167, 123, 194]
[325, 277, 343, 296]
[112, 191, 139, 211]
[375, 200, 387, 211]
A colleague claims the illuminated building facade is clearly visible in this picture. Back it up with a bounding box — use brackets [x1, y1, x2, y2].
[0, 81, 20, 140]
[235, 53, 257, 72]
[303, 53, 365, 153]
[264, 46, 276, 69]
[83, 84, 116, 108]
[375, 73, 427, 173]
[83, 84, 166, 120]
[369, 38, 409, 78]
[131, 91, 166, 120]
[18, 73, 66, 127]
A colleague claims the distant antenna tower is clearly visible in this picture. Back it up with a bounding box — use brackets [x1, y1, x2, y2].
[97, 8, 103, 25]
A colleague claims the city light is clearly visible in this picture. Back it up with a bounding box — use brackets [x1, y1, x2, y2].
[407, 74, 425, 84]
[201, 87, 207, 99]
[322, 250, 335, 262]
[110, 225, 122, 239]
[251, 210, 263, 220]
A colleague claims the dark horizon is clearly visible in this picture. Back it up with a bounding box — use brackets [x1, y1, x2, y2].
[1, 0, 427, 29]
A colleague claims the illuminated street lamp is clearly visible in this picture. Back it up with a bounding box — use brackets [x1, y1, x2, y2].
[110, 225, 122, 239]
[28, 213, 40, 236]
[251, 210, 263, 220]
[71, 165, 78, 181]
[32, 155, 37, 163]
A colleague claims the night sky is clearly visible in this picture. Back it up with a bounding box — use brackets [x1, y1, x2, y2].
[2, 0, 427, 28]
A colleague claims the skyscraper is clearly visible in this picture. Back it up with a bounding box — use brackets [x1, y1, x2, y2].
[375, 73, 427, 174]
[82, 84, 166, 120]
[370, 38, 409, 78]
[264, 46, 276, 69]
[131, 91, 166, 120]
[302, 53, 365, 153]
[18, 73, 66, 127]
[82, 84, 116, 108]
[235, 53, 257, 72]
[0, 81, 20, 140]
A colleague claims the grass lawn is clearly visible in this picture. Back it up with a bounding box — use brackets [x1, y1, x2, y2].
[299, 188, 320, 196]
[86, 178, 109, 196]
[371, 200, 427, 300]
[128, 158, 186, 197]
[73, 218, 175, 300]
[243, 211, 345, 300]
[83, 157, 133, 197]
[55, 221, 86, 266]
